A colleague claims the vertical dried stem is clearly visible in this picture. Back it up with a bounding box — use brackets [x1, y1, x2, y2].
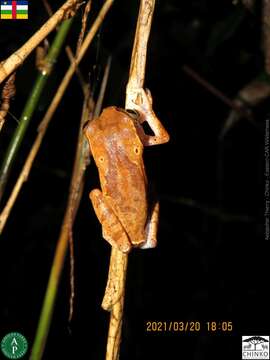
[104, 1, 156, 359]
[0, 0, 113, 232]
[263, 0, 270, 74]
[42, 0, 88, 95]
[76, 0, 92, 54]
[126, 0, 155, 97]
[29, 90, 93, 360]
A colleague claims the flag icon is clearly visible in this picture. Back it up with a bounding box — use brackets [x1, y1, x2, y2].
[0, 0, 28, 20]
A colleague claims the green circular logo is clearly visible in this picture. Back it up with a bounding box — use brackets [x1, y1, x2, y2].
[1, 333, 28, 359]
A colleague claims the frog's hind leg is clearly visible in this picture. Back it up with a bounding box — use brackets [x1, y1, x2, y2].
[140, 201, 159, 249]
[90, 189, 131, 253]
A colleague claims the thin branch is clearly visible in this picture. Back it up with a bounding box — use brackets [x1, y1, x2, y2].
[0, 0, 81, 85]
[68, 55, 111, 322]
[29, 89, 93, 360]
[29, 54, 112, 359]
[94, 56, 112, 118]
[0, 18, 74, 203]
[0, 73, 16, 132]
[0, 0, 113, 234]
[182, 64, 252, 119]
[42, 0, 54, 17]
[42, 0, 88, 96]
[220, 77, 270, 138]
[164, 195, 253, 223]
[36, 0, 114, 133]
[28, 3, 113, 359]
[103, 1, 156, 359]
[263, 0, 270, 75]
[0, 0, 113, 203]
[76, 0, 92, 55]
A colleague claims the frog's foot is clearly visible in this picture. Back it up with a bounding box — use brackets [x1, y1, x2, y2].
[140, 201, 159, 249]
[129, 88, 170, 146]
[90, 189, 131, 253]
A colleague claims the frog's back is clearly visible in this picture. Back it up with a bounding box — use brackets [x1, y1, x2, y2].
[85, 107, 149, 245]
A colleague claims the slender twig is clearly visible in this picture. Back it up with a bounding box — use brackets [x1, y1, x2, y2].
[0, 73, 16, 132]
[164, 195, 253, 222]
[28, 3, 113, 359]
[182, 64, 252, 119]
[65, 47, 88, 96]
[30, 89, 93, 360]
[76, 0, 92, 55]
[68, 56, 111, 322]
[0, 0, 113, 234]
[0, 0, 113, 203]
[42, 0, 54, 17]
[29, 54, 111, 359]
[263, 0, 270, 75]
[36, 0, 114, 132]
[94, 56, 112, 118]
[103, 1, 156, 359]
[0, 0, 81, 85]
[220, 77, 270, 138]
[0, 18, 74, 203]
[42, 0, 88, 96]
[220, 0, 270, 137]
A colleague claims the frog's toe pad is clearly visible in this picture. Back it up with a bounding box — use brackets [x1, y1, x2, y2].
[102, 228, 131, 253]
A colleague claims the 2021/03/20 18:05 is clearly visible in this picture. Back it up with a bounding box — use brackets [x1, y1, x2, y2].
[145, 321, 233, 332]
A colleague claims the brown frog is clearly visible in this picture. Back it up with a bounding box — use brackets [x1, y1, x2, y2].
[84, 88, 169, 253]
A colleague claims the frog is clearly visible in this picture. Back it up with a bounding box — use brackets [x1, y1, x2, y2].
[84, 88, 169, 253]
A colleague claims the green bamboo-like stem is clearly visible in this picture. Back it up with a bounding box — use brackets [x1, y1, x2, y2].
[29, 1, 113, 355]
[29, 56, 111, 360]
[29, 90, 93, 360]
[0, 0, 113, 235]
[0, 18, 73, 202]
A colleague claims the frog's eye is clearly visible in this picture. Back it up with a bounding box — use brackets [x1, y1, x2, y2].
[99, 156, 105, 163]
[126, 109, 139, 119]
[116, 107, 139, 120]
[83, 119, 91, 131]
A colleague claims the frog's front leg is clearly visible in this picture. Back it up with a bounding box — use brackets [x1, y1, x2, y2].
[131, 88, 170, 146]
[140, 201, 159, 249]
[90, 189, 131, 253]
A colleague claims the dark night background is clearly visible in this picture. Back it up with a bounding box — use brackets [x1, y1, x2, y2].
[0, 0, 269, 359]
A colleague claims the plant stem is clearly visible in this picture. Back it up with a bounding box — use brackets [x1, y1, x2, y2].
[182, 64, 251, 117]
[0, 73, 16, 132]
[30, 55, 111, 360]
[263, 0, 270, 74]
[28, 2, 114, 358]
[41, 0, 88, 95]
[0, 18, 73, 202]
[0, 0, 81, 84]
[0, 0, 113, 227]
[29, 90, 93, 360]
[104, 1, 156, 359]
